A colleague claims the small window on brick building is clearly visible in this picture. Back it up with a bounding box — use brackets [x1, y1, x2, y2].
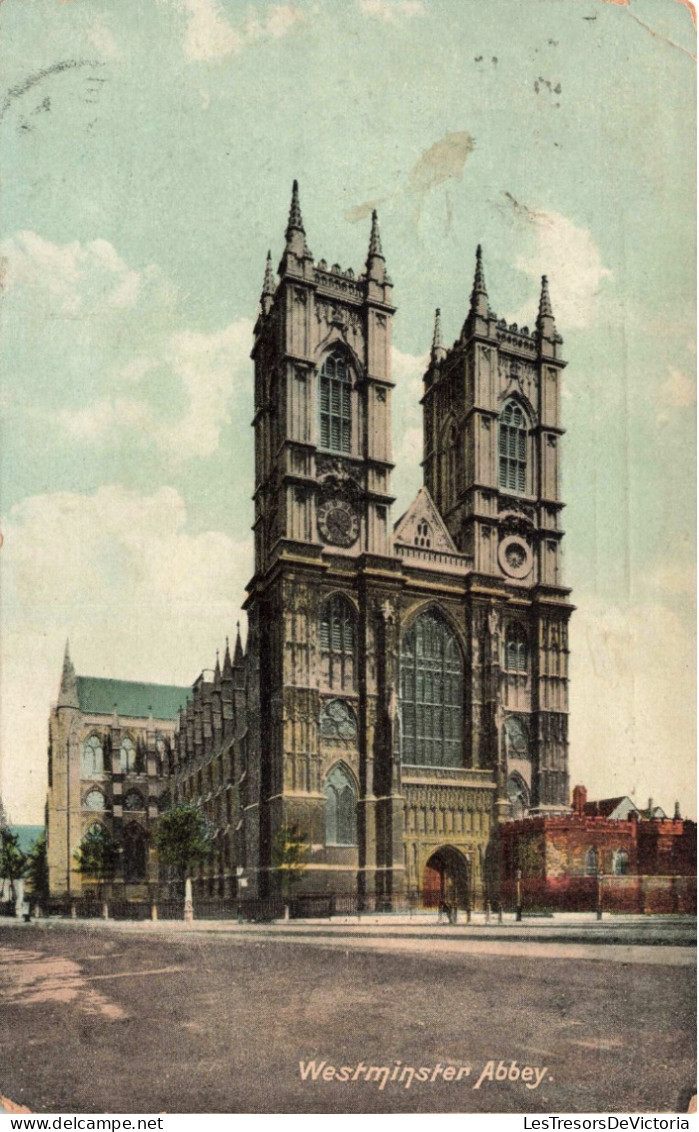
[585, 847, 598, 876]
[613, 850, 629, 876]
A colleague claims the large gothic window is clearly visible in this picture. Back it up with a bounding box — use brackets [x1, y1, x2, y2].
[319, 350, 352, 453]
[324, 764, 357, 846]
[319, 594, 356, 691]
[400, 610, 463, 768]
[81, 735, 104, 777]
[504, 623, 529, 672]
[499, 400, 528, 494]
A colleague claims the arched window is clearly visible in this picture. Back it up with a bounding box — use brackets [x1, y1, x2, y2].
[123, 790, 144, 812]
[84, 788, 106, 812]
[320, 699, 358, 740]
[119, 737, 136, 773]
[400, 610, 463, 768]
[585, 848, 599, 876]
[123, 823, 147, 882]
[324, 765, 357, 846]
[157, 790, 171, 814]
[81, 735, 104, 777]
[414, 519, 432, 548]
[613, 850, 629, 876]
[506, 773, 530, 820]
[319, 350, 352, 453]
[503, 715, 530, 760]
[319, 594, 356, 691]
[504, 623, 529, 672]
[499, 400, 528, 494]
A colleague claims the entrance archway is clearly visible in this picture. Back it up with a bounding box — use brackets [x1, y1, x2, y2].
[422, 846, 471, 911]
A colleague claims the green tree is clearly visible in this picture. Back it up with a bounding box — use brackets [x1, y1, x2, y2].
[25, 832, 49, 903]
[271, 823, 308, 918]
[153, 803, 212, 894]
[74, 825, 118, 899]
[0, 829, 27, 902]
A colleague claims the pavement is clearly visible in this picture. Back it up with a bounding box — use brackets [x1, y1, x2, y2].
[0, 917, 696, 1114]
[1, 910, 695, 966]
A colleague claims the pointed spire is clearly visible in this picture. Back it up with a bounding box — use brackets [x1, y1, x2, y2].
[538, 274, 553, 320]
[281, 180, 313, 263]
[286, 179, 305, 238]
[222, 636, 233, 682]
[58, 639, 79, 708]
[431, 307, 446, 363]
[214, 648, 222, 685]
[368, 210, 383, 258]
[233, 621, 244, 667]
[365, 208, 386, 285]
[262, 250, 275, 297]
[469, 244, 489, 319]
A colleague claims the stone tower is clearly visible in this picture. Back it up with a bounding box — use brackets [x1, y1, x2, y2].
[422, 250, 573, 815]
[244, 184, 401, 902]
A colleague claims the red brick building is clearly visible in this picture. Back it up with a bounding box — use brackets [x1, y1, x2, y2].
[499, 785, 696, 914]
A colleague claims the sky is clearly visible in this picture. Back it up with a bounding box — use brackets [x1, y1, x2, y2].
[0, 0, 695, 823]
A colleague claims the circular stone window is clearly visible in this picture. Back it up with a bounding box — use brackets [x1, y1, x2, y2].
[498, 535, 533, 580]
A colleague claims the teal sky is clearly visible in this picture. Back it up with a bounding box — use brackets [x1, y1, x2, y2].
[1, 0, 695, 822]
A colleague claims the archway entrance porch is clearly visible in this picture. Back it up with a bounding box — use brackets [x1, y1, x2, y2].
[422, 846, 471, 913]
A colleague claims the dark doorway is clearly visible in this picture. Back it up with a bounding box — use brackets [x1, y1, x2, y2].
[423, 846, 471, 911]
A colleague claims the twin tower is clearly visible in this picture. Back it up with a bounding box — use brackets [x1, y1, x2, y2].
[241, 182, 573, 907]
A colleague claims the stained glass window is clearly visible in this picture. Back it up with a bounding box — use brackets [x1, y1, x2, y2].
[84, 788, 106, 811]
[504, 623, 529, 672]
[81, 735, 104, 777]
[400, 611, 463, 767]
[123, 790, 143, 812]
[324, 764, 357, 846]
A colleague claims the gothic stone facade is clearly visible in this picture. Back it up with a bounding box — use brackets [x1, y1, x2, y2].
[47, 646, 189, 897]
[233, 184, 573, 908]
[48, 184, 574, 910]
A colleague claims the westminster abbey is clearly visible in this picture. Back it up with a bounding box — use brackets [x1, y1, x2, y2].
[47, 183, 573, 908]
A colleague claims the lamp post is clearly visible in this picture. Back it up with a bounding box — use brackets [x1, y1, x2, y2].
[516, 867, 523, 922]
[596, 867, 604, 921]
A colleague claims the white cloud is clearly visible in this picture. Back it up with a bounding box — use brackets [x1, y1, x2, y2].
[155, 319, 254, 462]
[513, 209, 612, 330]
[569, 597, 695, 814]
[162, 0, 304, 62]
[55, 318, 254, 465]
[657, 365, 695, 422]
[1, 486, 252, 821]
[1, 231, 158, 316]
[358, 0, 426, 19]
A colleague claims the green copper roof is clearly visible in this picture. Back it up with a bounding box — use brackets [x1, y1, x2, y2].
[76, 676, 191, 720]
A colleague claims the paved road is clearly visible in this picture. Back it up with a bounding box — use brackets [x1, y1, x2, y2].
[0, 921, 695, 1114]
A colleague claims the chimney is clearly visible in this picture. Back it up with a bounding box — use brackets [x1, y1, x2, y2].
[572, 784, 587, 816]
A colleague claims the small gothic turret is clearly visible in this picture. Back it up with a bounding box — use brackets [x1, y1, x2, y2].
[233, 622, 244, 669]
[222, 636, 233, 683]
[214, 649, 222, 686]
[283, 179, 313, 263]
[470, 244, 489, 319]
[365, 209, 386, 285]
[261, 250, 275, 315]
[431, 307, 446, 363]
[58, 640, 79, 709]
[536, 274, 556, 339]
